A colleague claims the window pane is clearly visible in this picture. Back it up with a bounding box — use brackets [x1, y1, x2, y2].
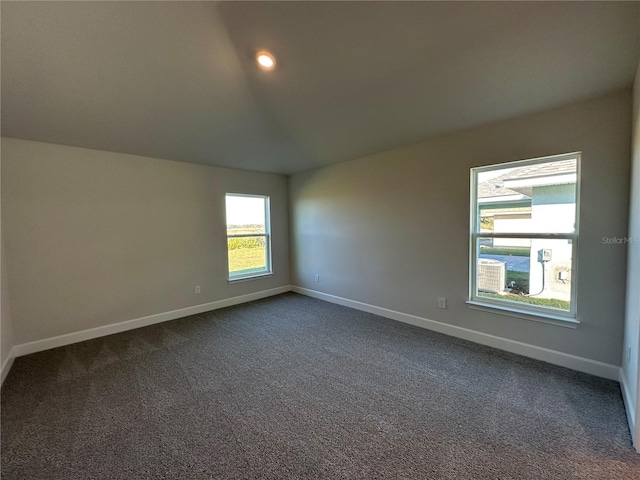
[225, 194, 271, 279]
[476, 158, 577, 234]
[476, 237, 572, 312]
[225, 196, 266, 235]
[228, 236, 267, 277]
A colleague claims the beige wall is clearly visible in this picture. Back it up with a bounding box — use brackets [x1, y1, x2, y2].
[1, 241, 13, 369]
[290, 89, 631, 366]
[1, 154, 14, 369]
[2, 138, 290, 345]
[622, 63, 640, 447]
[1, 246, 13, 368]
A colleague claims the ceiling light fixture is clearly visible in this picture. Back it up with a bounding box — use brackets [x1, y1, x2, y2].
[256, 51, 276, 71]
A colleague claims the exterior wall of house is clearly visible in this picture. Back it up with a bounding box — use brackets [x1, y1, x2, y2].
[493, 213, 532, 247]
[528, 184, 576, 301]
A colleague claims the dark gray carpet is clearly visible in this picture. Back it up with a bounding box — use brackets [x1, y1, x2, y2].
[2, 293, 639, 479]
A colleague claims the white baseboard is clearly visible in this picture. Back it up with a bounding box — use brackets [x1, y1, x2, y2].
[1, 348, 15, 386]
[292, 286, 620, 381]
[12, 285, 292, 358]
[619, 370, 637, 449]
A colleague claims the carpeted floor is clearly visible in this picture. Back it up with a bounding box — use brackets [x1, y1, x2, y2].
[1, 292, 639, 479]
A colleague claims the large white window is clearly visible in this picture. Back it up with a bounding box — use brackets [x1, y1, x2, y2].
[469, 152, 580, 321]
[225, 193, 272, 281]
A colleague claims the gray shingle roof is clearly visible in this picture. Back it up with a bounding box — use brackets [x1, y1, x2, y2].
[478, 159, 577, 199]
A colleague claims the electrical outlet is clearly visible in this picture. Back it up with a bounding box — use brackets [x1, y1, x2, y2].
[195, 285, 201, 294]
[315, 274, 320, 283]
[628, 345, 632, 365]
[438, 297, 447, 309]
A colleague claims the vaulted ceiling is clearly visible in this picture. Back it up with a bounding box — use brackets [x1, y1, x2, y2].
[2, 1, 639, 174]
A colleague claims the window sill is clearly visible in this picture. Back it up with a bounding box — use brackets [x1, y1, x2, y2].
[228, 272, 273, 284]
[466, 300, 579, 329]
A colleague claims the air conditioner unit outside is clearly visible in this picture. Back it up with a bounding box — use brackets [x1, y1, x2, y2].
[477, 259, 506, 294]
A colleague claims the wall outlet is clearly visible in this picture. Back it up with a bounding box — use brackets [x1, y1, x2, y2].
[628, 345, 632, 365]
[438, 297, 447, 309]
[195, 285, 201, 294]
[315, 274, 320, 283]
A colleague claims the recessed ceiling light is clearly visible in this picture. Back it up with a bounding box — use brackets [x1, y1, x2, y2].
[256, 51, 276, 71]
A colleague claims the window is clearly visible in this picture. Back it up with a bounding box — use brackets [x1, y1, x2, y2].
[469, 152, 580, 321]
[225, 194, 272, 281]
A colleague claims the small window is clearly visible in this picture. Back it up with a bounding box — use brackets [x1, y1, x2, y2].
[470, 153, 580, 321]
[225, 194, 272, 281]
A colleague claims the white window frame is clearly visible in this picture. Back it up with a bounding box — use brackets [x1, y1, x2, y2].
[225, 193, 272, 282]
[468, 152, 581, 323]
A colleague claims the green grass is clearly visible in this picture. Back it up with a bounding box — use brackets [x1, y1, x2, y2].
[506, 270, 529, 292]
[478, 246, 531, 257]
[228, 237, 267, 276]
[479, 292, 570, 310]
[229, 246, 266, 276]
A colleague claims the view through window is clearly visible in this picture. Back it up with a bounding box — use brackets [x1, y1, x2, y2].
[225, 194, 271, 280]
[470, 153, 579, 319]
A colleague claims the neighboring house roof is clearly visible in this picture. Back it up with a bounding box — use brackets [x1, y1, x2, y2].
[478, 158, 577, 200]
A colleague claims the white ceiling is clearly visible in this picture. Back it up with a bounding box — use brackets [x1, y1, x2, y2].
[2, 1, 639, 175]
